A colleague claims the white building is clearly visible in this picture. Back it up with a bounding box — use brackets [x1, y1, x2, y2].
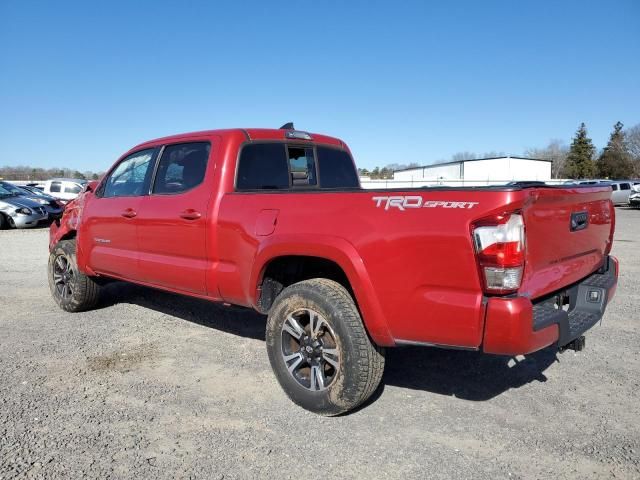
[361, 156, 552, 189]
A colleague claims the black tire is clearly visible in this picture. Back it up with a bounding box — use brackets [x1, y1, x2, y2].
[0, 214, 6, 230]
[48, 239, 101, 312]
[266, 278, 385, 415]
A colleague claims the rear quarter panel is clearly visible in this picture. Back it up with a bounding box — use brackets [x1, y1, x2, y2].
[215, 189, 528, 348]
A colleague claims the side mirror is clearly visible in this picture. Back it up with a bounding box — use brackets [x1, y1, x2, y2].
[85, 180, 99, 193]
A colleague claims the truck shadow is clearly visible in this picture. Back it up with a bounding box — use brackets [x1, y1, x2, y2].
[382, 346, 557, 402]
[101, 282, 558, 403]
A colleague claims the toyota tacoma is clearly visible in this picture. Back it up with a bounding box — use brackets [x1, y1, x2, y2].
[48, 125, 619, 415]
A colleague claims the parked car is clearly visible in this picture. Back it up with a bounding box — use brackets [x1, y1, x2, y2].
[48, 126, 618, 415]
[0, 183, 48, 228]
[42, 178, 87, 202]
[0, 181, 64, 220]
[609, 180, 634, 205]
[629, 184, 640, 208]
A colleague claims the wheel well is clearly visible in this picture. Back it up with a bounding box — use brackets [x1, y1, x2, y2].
[59, 230, 77, 242]
[257, 256, 353, 314]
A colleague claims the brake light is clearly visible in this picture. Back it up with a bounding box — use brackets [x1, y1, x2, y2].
[605, 202, 615, 255]
[472, 212, 525, 294]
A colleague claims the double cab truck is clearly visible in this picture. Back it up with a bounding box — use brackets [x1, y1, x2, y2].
[49, 125, 618, 415]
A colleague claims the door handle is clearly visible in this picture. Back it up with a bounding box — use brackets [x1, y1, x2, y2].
[180, 209, 202, 220]
[121, 208, 137, 218]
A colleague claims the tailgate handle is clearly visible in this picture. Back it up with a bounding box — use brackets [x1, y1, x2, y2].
[570, 211, 589, 232]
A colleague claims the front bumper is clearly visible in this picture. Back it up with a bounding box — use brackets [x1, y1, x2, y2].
[483, 256, 618, 355]
[630, 197, 640, 207]
[12, 212, 48, 228]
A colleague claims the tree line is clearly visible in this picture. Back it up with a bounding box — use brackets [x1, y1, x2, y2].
[360, 122, 640, 180]
[2, 122, 638, 182]
[0, 166, 103, 182]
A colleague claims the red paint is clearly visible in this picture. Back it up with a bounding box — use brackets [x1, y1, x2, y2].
[50, 128, 618, 353]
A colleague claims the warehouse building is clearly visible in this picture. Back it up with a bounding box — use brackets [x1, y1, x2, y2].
[387, 156, 552, 188]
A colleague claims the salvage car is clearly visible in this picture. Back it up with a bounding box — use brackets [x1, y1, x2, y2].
[48, 126, 619, 415]
[0, 183, 48, 228]
[0, 181, 64, 220]
[42, 178, 87, 202]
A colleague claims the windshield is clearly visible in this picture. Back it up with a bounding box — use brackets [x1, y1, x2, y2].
[0, 184, 17, 197]
[0, 182, 21, 197]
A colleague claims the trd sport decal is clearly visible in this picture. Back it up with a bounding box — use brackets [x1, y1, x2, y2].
[372, 196, 479, 211]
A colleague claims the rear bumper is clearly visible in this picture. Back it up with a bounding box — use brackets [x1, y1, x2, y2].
[483, 256, 618, 355]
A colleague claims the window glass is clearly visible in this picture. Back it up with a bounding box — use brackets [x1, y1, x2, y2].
[620, 183, 631, 190]
[102, 149, 155, 198]
[611, 184, 618, 190]
[153, 142, 210, 194]
[64, 183, 82, 194]
[317, 147, 360, 188]
[50, 181, 62, 193]
[288, 146, 316, 186]
[236, 143, 289, 190]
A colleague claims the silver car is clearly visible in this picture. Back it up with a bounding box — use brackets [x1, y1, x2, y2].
[0, 181, 64, 220]
[0, 184, 48, 229]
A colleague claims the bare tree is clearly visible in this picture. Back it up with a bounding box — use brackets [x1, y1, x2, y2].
[624, 123, 640, 175]
[524, 139, 569, 178]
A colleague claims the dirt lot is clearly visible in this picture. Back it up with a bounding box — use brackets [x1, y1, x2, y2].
[1, 208, 639, 479]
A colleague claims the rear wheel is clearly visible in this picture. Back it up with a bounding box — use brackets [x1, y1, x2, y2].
[48, 239, 101, 312]
[266, 278, 385, 415]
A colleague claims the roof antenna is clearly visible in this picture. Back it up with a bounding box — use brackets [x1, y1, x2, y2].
[279, 122, 294, 130]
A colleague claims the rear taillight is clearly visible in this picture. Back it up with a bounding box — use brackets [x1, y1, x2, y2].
[472, 212, 525, 294]
[605, 202, 615, 255]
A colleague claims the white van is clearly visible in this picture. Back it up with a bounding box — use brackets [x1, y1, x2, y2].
[43, 178, 87, 202]
[610, 180, 640, 205]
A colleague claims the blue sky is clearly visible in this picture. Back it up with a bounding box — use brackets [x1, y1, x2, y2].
[1, 0, 639, 172]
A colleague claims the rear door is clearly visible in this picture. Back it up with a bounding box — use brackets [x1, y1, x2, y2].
[136, 141, 213, 294]
[520, 186, 614, 299]
[81, 148, 157, 279]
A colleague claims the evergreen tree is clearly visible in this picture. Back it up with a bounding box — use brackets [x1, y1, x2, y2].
[563, 123, 597, 178]
[597, 121, 635, 179]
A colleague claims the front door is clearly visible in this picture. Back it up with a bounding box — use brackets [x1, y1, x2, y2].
[136, 141, 212, 295]
[82, 148, 157, 280]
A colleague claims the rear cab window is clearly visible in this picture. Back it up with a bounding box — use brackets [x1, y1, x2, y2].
[236, 143, 359, 191]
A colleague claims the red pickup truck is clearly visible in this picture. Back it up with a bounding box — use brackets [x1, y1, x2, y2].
[49, 126, 618, 415]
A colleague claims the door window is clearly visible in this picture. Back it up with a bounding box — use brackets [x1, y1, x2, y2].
[102, 149, 155, 198]
[153, 142, 210, 194]
[49, 181, 62, 193]
[620, 183, 631, 190]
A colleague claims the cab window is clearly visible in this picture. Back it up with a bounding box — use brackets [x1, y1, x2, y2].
[153, 142, 210, 194]
[287, 146, 316, 186]
[49, 181, 62, 193]
[101, 149, 156, 198]
[236, 143, 289, 190]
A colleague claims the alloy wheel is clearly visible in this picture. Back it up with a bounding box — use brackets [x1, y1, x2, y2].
[280, 308, 340, 391]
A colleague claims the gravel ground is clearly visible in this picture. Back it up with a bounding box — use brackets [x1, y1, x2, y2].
[1, 208, 639, 480]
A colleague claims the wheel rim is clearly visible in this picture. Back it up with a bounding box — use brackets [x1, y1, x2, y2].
[280, 308, 340, 391]
[52, 254, 74, 300]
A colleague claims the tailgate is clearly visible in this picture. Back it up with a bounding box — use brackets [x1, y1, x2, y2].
[520, 186, 614, 299]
